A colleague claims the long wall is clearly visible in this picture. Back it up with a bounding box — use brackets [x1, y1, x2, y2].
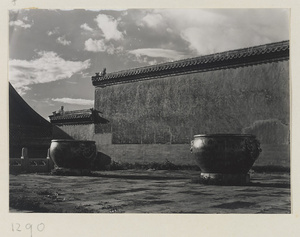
[95, 61, 289, 145]
[93, 60, 289, 167]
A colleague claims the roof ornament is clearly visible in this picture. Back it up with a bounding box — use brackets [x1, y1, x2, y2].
[94, 68, 106, 81]
[95, 68, 106, 77]
[102, 68, 106, 76]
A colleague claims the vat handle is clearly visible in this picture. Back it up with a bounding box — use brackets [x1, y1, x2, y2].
[190, 140, 194, 153]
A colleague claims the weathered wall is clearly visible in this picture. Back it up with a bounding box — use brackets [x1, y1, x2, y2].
[53, 124, 112, 145]
[53, 124, 95, 140]
[95, 61, 289, 145]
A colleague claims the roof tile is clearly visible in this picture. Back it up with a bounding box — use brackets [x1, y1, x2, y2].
[92, 41, 289, 87]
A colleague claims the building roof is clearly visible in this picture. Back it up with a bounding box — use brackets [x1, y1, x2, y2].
[9, 83, 52, 146]
[49, 108, 109, 125]
[92, 40, 289, 87]
[9, 83, 52, 127]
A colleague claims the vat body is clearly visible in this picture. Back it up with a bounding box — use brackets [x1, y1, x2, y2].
[50, 139, 97, 169]
[190, 134, 261, 184]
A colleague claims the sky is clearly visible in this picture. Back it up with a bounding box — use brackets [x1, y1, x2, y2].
[8, 9, 290, 119]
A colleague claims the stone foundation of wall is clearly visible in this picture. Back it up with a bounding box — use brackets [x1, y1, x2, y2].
[97, 143, 289, 168]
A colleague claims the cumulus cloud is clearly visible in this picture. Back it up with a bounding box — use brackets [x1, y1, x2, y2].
[52, 98, 94, 105]
[9, 51, 90, 95]
[9, 19, 32, 29]
[84, 38, 122, 54]
[84, 38, 106, 52]
[144, 9, 289, 55]
[95, 14, 123, 40]
[128, 48, 186, 61]
[57, 36, 71, 45]
[80, 23, 93, 31]
[141, 13, 164, 28]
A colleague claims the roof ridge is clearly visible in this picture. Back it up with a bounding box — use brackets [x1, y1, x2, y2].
[92, 40, 289, 87]
[100, 40, 289, 75]
[63, 109, 92, 114]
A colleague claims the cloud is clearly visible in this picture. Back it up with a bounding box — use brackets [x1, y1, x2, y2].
[128, 48, 186, 61]
[144, 9, 289, 55]
[80, 23, 93, 31]
[180, 27, 219, 55]
[84, 38, 122, 54]
[84, 38, 107, 52]
[141, 13, 164, 28]
[9, 19, 32, 29]
[52, 98, 94, 105]
[9, 51, 90, 95]
[47, 27, 60, 36]
[95, 14, 123, 40]
[57, 36, 71, 45]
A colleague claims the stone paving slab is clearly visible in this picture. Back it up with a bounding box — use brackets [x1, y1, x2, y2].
[9, 170, 290, 214]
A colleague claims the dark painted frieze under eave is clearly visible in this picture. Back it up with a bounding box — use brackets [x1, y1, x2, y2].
[92, 40, 289, 88]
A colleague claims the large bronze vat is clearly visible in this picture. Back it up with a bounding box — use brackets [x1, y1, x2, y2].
[190, 134, 261, 184]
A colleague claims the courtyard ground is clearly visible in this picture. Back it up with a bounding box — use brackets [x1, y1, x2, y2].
[9, 170, 290, 214]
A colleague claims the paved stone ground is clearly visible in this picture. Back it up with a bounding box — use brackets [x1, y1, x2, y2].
[9, 170, 290, 214]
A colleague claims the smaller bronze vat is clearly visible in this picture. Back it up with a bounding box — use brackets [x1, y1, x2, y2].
[50, 139, 97, 170]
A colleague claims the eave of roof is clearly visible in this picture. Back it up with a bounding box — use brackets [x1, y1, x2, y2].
[92, 40, 289, 88]
[49, 109, 109, 125]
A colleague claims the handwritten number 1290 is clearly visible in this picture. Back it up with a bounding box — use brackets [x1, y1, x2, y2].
[12, 223, 45, 237]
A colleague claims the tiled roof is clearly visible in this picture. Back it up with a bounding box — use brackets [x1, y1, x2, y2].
[49, 109, 109, 125]
[92, 40, 289, 87]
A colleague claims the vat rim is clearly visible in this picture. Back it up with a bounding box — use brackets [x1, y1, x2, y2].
[51, 139, 96, 143]
[193, 134, 255, 138]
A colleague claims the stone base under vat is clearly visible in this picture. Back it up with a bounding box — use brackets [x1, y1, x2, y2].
[51, 167, 92, 176]
[200, 173, 250, 185]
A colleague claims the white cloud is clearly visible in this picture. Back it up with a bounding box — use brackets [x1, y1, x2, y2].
[9, 51, 90, 95]
[128, 48, 186, 61]
[57, 36, 71, 45]
[150, 9, 289, 55]
[84, 38, 107, 52]
[84, 38, 122, 54]
[148, 59, 158, 65]
[47, 27, 60, 36]
[180, 27, 221, 55]
[52, 98, 94, 105]
[95, 14, 123, 41]
[78, 72, 90, 78]
[9, 19, 32, 29]
[141, 13, 164, 28]
[80, 23, 93, 31]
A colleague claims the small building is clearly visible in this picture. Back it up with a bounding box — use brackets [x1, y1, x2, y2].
[49, 107, 110, 144]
